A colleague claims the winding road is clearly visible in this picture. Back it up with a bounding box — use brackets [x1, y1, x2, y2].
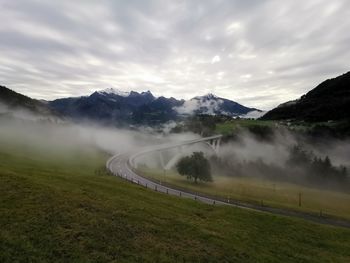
[106, 137, 350, 229]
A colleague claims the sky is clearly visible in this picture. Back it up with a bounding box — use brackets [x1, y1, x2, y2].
[0, 0, 349, 110]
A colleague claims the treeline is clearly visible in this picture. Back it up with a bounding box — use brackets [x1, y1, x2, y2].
[261, 71, 350, 122]
[171, 114, 226, 136]
[171, 114, 350, 142]
[287, 145, 347, 182]
[304, 121, 350, 139]
[211, 144, 349, 192]
[171, 114, 276, 141]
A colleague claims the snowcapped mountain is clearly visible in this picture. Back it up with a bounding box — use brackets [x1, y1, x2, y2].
[49, 89, 261, 125]
[49, 89, 157, 125]
[98, 87, 130, 97]
[175, 93, 260, 117]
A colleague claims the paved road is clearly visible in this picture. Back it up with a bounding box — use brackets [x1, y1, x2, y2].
[106, 140, 350, 229]
[107, 153, 231, 206]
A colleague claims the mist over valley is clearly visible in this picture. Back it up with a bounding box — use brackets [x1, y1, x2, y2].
[1, 1, 350, 261]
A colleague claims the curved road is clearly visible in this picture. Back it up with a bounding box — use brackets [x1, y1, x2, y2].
[106, 138, 350, 229]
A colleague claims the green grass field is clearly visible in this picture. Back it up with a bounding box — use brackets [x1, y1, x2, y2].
[215, 119, 275, 135]
[139, 168, 350, 220]
[1, 130, 350, 262]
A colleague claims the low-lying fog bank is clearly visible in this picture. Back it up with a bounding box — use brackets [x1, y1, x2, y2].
[214, 129, 350, 192]
[1, 108, 349, 193]
[137, 126, 350, 192]
[0, 113, 200, 160]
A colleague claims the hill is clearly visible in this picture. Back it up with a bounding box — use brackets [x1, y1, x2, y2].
[0, 85, 58, 119]
[0, 125, 349, 262]
[262, 72, 350, 121]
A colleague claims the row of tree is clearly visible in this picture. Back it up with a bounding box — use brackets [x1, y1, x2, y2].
[174, 145, 348, 191]
[287, 145, 348, 181]
[210, 144, 348, 191]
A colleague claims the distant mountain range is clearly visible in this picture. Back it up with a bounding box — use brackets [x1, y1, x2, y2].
[49, 88, 261, 125]
[262, 71, 350, 122]
[0, 85, 261, 125]
[3, 71, 349, 125]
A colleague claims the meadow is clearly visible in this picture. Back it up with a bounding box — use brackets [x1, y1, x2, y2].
[215, 119, 275, 136]
[1, 125, 350, 262]
[139, 167, 350, 220]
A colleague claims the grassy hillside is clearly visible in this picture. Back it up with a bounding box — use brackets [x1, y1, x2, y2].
[0, 85, 56, 116]
[215, 119, 275, 135]
[262, 71, 350, 122]
[139, 168, 350, 220]
[1, 132, 350, 262]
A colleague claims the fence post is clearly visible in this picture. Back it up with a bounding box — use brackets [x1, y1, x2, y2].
[298, 192, 302, 207]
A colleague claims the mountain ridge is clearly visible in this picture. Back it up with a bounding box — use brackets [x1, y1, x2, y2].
[0, 85, 60, 119]
[262, 71, 350, 121]
[49, 89, 260, 125]
[0, 85, 262, 125]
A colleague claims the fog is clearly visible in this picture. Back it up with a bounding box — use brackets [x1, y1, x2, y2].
[130, 122, 350, 192]
[217, 130, 350, 168]
[311, 141, 350, 167]
[1, 106, 349, 192]
[135, 141, 210, 170]
[0, 102, 48, 122]
[0, 108, 200, 161]
[210, 129, 350, 191]
[218, 131, 295, 167]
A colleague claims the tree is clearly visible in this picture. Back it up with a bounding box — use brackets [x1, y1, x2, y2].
[176, 152, 212, 183]
[287, 145, 312, 166]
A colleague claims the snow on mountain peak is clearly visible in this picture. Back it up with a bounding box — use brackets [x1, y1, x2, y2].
[204, 93, 218, 99]
[175, 94, 224, 115]
[193, 93, 219, 100]
[99, 88, 130, 97]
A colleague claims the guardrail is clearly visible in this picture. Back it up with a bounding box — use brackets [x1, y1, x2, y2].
[105, 136, 350, 229]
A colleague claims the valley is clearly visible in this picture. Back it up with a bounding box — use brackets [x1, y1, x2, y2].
[1, 124, 350, 262]
[1, 18, 350, 261]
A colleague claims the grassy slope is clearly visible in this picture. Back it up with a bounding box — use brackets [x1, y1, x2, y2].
[215, 119, 275, 135]
[139, 168, 350, 220]
[1, 140, 350, 262]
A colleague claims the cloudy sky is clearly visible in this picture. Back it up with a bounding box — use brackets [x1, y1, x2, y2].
[0, 0, 349, 109]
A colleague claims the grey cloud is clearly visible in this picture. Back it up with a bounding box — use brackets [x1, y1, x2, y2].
[0, 0, 349, 109]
